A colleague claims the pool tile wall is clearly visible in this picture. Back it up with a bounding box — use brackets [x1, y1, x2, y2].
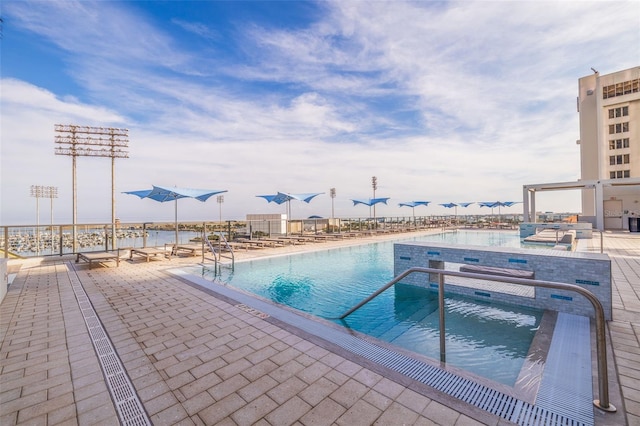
[394, 242, 612, 320]
[519, 222, 594, 239]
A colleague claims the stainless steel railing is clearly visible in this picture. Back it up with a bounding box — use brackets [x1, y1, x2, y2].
[338, 267, 616, 413]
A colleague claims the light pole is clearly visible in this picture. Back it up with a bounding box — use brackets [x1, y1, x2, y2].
[30, 185, 58, 255]
[330, 188, 336, 233]
[55, 125, 129, 252]
[30, 186, 42, 256]
[217, 195, 224, 246]
[46, 187, 58, 254]
[217, 195, 224, 224]
[330, 188, 336, 219]
[372, 176, 378, 227]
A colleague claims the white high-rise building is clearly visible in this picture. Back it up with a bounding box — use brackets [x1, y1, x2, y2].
[577, 67, 640, 229]
[524, 67, 640, 230]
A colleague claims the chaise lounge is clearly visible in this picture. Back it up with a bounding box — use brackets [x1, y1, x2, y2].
[76, 251, 120, 269]
[129, 247, 171, 262]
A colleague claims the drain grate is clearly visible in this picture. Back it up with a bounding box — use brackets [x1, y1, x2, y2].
[287, 308, 591, 426]
[175, 269, 593, 426]
[68, 263, 151, 426]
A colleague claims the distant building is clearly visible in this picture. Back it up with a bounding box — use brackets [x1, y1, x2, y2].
[524, 66, 640, 230]
[577, 66, 640, 229]
[246, 213, 288, 235]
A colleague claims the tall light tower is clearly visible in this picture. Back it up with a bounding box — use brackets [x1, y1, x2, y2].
[371, 176, 378, 226]
[217, 195, 224, 246]
[45, 186, 58, 254]
[30, 185, 58, 255]
[217, 195, 224, 223]
[55, 125, 129, 252]
[30, 185, 43, 256]
[330, 188, 336, 219]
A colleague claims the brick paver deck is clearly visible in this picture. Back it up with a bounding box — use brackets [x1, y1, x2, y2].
[1, 230, 638, 425]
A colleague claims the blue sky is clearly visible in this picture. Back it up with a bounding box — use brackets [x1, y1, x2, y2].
[1, 1, 639, 225]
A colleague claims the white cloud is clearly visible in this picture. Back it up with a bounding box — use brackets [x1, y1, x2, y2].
[2, 0, 638, 225]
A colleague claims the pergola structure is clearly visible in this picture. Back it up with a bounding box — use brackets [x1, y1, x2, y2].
[523, 177, 640, 230]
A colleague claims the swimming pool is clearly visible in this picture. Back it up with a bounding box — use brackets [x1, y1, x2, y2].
[185, 230, 544, 386]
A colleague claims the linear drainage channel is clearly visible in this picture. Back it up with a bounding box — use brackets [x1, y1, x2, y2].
[173, 269, 593, 426]
[68, 263, 151, 426]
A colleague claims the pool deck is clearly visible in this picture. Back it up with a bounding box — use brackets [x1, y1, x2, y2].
[1, 229, 638, 425]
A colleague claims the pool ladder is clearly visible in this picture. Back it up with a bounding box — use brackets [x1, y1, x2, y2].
[204, 232, 234, 273]
[338, 266, 616, 414]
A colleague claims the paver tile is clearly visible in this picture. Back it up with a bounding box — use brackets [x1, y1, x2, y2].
[265, 395, 312, 425]
[267, 375, 309, 405]
[198, 393, 246, 425]
[421, 400, 461, 425]
[300, 397, 346, 426]
[335, 399, 382, 426]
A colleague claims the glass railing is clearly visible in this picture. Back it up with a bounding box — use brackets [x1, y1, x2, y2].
[1, 215, 524, 258]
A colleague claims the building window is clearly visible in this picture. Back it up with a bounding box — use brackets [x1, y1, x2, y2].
[603, 78, 640, 99]
[610, 138, 631, 149]
[624, 81, 632, 94]
[610, 122, 630, 134]
[608, 154, 629, 165]
[610, 170, 632, 179]
[608, 106, 629, 118]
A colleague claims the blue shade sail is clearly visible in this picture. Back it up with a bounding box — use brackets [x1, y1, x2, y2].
[124, 185, 227, 202]
[351, 197, 390, 207]
[257, 192, 323, 205]
[399, 201, 430, 208]
[123, 185, 228, 244]
[478, 201, 519, 208]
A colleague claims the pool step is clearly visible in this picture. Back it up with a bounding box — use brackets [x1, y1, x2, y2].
[356, 296, 437, 337]
[375, 300, 440, 341]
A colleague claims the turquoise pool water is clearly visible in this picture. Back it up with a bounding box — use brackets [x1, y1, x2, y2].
[186, 231, 543, 386]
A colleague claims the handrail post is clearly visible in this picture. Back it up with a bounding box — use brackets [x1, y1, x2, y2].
[600, 229, 604, 253]
[438, 272, 446, 363]
[202, 222, 206, 265]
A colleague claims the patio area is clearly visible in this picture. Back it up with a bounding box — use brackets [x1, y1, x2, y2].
[0, 230, 638, 425]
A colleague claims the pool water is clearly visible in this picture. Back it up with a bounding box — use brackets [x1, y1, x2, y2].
[187, 231, 543, 386]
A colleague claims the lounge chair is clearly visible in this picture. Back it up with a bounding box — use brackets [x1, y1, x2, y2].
[129, 247, 171, 262]
[173, 244, 206, 257]
[76, 251, 120, 269]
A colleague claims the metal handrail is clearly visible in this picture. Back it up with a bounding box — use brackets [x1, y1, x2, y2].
[203, 235, 219, 267]
[216, 231, 235, 269]
[338, 266, 616, 412]
[595, 229, 604, 253]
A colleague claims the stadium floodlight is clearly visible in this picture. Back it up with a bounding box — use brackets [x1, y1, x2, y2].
[55, 124, 129, 251]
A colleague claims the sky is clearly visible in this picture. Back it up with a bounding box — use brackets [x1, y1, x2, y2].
[1, 1, 639, 225]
